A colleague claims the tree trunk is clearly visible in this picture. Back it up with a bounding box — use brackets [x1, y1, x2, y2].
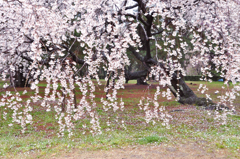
[169, 72, 228, 110]
[12, 66, 30, 87]
[137, 77, 148, 85]
[125, 68, 227, 109]
[105, 71, 115, 99]
[124, 6, 228, 110]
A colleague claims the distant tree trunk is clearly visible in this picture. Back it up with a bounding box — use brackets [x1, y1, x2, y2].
[137, 77, 148, 85]
[105, 71, 115, 99]
[62, 91, 66, 112]
[12, 66, 30, 87]
[73, 75, 77, 109]
[124, 63, 133, 84]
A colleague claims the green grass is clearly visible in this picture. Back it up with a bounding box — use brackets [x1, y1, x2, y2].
[127, 80, 137, 84]
[1, 109, 239, 158]
[0, 80, 240, 158]
[185, 81, 234, 88]
[0, 81, 5, 88]
[160, 101, 180, 106]
[137, 135, 168, 145]
[229, 115, 240, 120]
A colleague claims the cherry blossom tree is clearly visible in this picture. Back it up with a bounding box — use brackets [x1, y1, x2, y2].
[1, 0, 240, 135]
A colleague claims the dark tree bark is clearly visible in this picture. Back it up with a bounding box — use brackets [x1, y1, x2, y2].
[12, 66, 30, 87]
[105, 71, 115, 99]
[137, 77, 148, 85]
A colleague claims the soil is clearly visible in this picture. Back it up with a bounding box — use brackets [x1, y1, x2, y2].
[51, 143, 232, 159]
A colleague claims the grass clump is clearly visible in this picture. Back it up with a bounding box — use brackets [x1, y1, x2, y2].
[137, 135, 168, 145]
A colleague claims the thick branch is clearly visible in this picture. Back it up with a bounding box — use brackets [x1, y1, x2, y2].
[24, 35, 34, 43]
[152, 29, 164, 36]
[20, 54, 33, 62]
[123, 13, 148, 26]
[19, 51, 49, 65]
[128, 45, 144, 62]
[126, 69, 148, 80]
[151, 19, 173, 35]
[133, 0, 147, 13]
[144, 14, 154, 59]
[61, 45, 85, 64]
[125, 4, 138, 10]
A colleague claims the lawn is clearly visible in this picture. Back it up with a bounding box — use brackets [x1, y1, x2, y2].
[0, 80, 239, 158]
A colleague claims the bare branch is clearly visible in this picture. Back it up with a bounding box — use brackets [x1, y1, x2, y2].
[125, 4, 138, 10]
[24, 34, 34, 43]
[152, 29, 164, 35]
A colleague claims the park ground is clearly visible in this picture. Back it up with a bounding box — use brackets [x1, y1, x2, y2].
[0, 80, 240, 158]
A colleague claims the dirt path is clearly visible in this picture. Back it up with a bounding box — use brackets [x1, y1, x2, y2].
[51, 143, 233, 159]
